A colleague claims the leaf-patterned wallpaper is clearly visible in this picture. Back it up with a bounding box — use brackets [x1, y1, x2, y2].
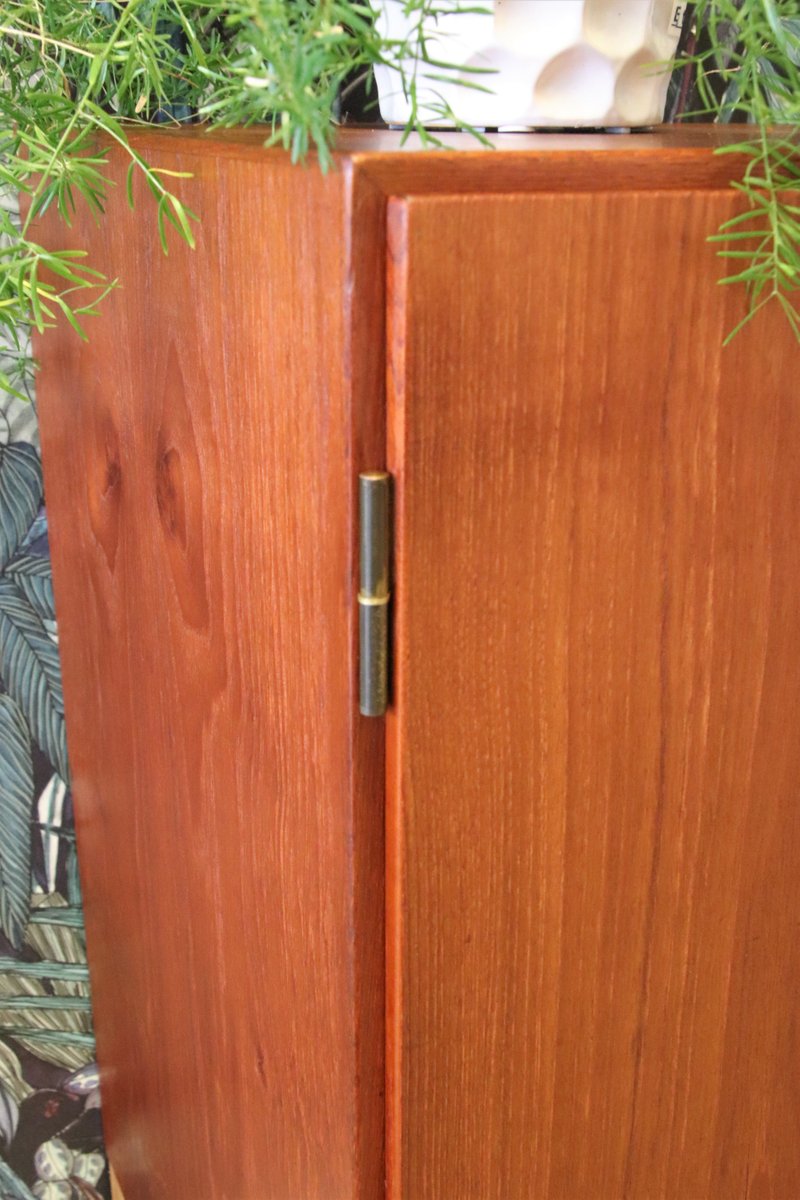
[0, 195, 109, 1200]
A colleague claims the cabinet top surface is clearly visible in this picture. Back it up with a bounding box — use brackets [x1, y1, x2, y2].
[126, 124, 757, 194]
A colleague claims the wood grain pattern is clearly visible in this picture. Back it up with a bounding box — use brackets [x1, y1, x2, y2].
[31, 129, 800, 1199]
[119, 123, 759, 201]
[34, 141, 385, 1199]
[387, 190, 800, 1199]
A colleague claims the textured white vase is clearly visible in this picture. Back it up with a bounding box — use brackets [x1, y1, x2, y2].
[374, 0, 685, 129]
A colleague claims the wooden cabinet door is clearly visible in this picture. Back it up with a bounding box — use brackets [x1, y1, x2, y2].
[386, 191, 800, 1200]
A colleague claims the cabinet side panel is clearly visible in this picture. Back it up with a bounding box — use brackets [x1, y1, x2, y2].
[387, 191, 800, 1200]
[33, 145, 384, 1200]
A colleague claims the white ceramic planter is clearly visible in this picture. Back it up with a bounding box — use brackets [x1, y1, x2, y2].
[374, 0, 684, 129]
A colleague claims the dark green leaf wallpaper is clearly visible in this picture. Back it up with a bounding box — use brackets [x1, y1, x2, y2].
[0, 381, 109, 1199]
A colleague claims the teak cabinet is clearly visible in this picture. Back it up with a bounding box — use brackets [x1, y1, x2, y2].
[35, 129, 800, 1200]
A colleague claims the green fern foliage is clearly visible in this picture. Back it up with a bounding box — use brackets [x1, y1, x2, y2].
[689, 0, 800, 336]
[0, 0, 486, 379]
[0, 0, 207, 391]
